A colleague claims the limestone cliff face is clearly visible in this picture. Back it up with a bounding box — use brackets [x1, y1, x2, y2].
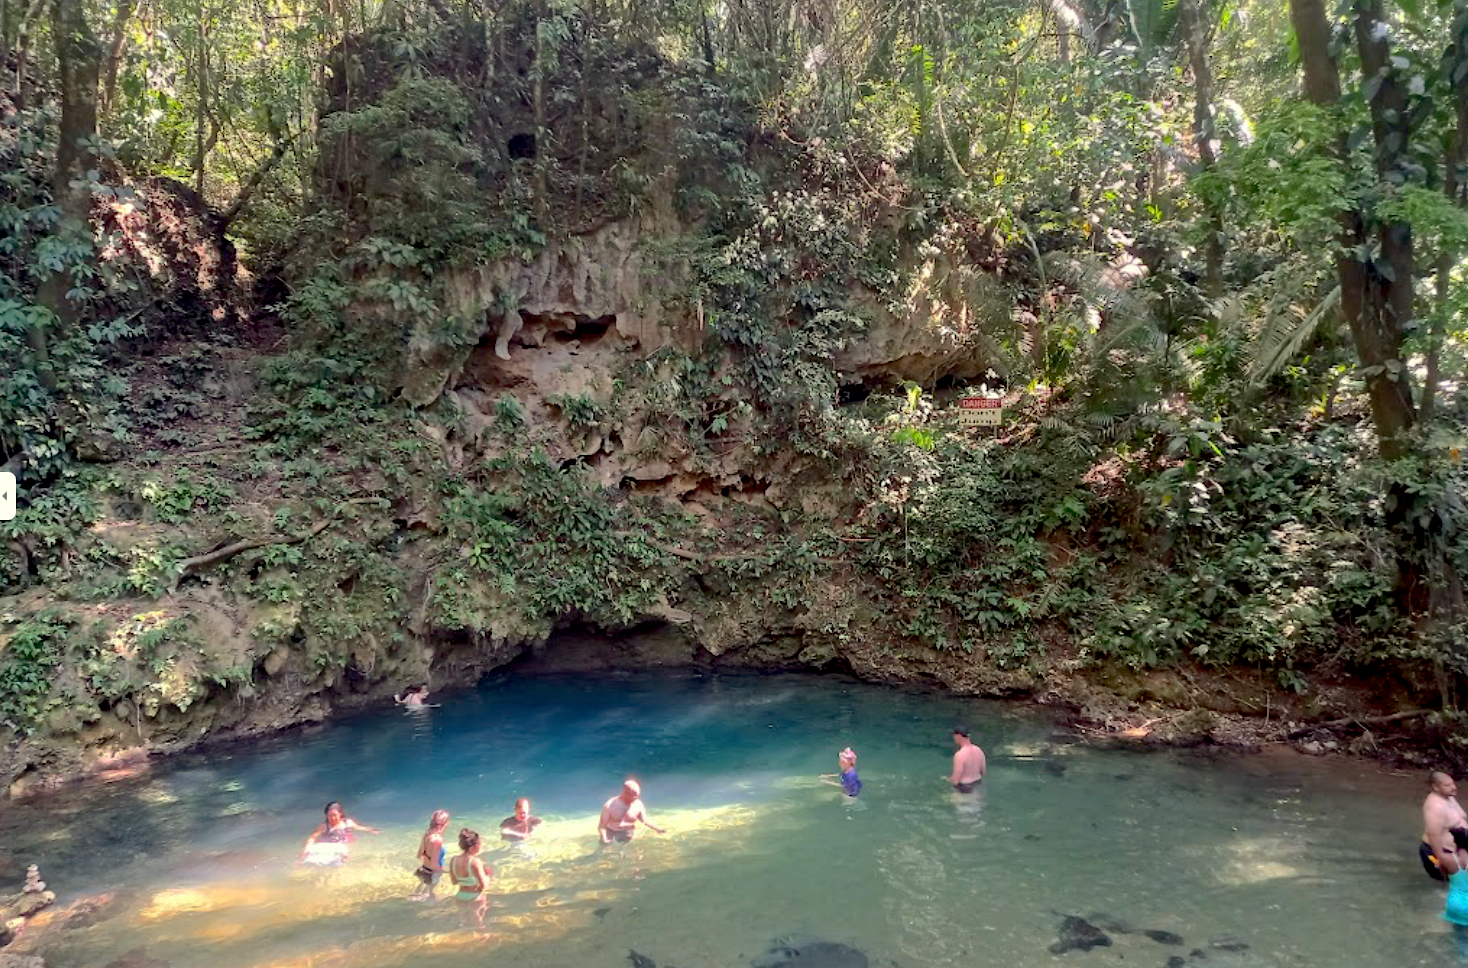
[839, 252, 1014, 386]
[397, 216, 1012, 506]
[1, 212, 1024, 797]
[403, 218, 682, 407]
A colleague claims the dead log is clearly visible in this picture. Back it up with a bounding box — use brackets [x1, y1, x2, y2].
[1286, 709, 1432, 739]
[169, 518, 332, 592]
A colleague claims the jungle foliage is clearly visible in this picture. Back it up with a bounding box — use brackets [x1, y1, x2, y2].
[4, 0, 1468, 738]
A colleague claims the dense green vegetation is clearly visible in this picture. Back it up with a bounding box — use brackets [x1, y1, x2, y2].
[2, 0, 1468, 764]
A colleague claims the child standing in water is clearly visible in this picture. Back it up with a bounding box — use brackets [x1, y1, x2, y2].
[410, 809, 450, 900]
[449, 828, 492, 927]
[821, 748, 862, 797]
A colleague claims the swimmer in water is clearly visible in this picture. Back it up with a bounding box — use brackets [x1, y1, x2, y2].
[946, 727, 986, 792]
[500, 798, 543, 842]
[449, 828, 492, 926]
[599, 780, 665, 844]
[820, 747, 861, 796]
[411, 809, 450, 900]
[395, 685, 430, 706]
[301, 801, 380, 864]
[1422, 771, 1468, 881]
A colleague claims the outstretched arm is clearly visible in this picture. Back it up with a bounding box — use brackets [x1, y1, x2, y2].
[348, 819, 382, 834]
[635, 806, 665, 835]
[301, 823, 327, 856]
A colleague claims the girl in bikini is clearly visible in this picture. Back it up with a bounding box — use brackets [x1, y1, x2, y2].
[449, 828, 492, 927]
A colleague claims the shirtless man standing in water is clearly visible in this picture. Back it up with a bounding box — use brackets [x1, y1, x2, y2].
[1422, 772, 1468, 881]
[599, 780, 665, 844]
[947, 727, 986, 793]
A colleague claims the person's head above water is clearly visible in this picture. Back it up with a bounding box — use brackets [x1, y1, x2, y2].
[514, 797, 531, 820]
[621, 779, 641, 803]
[429, 809, 450, 831]
[839, 747, 857, 769]
[459, 828, 481, 853]
[324, 801, 345, 824]
[1432, 771, 1458, 798]
[952, 727, 972, 747]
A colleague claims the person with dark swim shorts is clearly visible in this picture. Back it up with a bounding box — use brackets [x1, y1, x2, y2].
[947, 727, 986, 792]
[500, 798, 543, 842]
[411, 809, 450, 899]
[821, 747, 862, 796]
[1422, 772, 1468, 881]
[599, 780, 664, 844]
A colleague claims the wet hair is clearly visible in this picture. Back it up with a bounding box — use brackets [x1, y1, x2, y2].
[953, 726, 970, 737]
[324, 801, 343, 817]
[429, 809, 450, 828]
[459, 828, 481, 852]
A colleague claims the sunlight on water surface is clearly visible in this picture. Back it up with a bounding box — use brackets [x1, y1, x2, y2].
[0, 673, 1457, 968]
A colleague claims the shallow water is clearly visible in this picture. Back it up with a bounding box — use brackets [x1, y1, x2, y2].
[0, 672, 1458, 968]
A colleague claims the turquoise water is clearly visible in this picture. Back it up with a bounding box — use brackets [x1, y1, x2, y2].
[0, 672, 1457, 968]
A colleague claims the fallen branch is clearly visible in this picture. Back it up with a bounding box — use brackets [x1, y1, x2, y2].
[170, 518, 332, 592]
[614, 532, 770, 564]
[1286, 709, 1432, 740]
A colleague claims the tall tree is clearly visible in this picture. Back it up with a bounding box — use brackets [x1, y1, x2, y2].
[31, 0, 103, 392]
[1287, 0, 1416, 462]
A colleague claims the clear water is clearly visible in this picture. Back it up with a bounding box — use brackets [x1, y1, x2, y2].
[0, 672, 1457, 968]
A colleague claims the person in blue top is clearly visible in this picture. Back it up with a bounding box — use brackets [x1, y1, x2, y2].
[1440, 841, 1468, 943]
[821, 747, 861, 797]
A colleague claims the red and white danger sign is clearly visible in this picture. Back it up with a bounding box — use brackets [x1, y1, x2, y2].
[957, 397, 1004, 427]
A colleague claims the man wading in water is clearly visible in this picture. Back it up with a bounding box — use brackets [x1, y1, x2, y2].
[599, 780, 665, 844]
[947, 727, 986, 793]
[1422, 772, 1468, 881]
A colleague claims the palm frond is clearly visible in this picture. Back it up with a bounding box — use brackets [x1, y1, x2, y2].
[1041, 252, 1164, 357]
[1247, 284, 1341, 387]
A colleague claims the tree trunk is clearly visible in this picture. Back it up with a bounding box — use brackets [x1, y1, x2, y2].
[1424, 9, 1468, 422]
[1289, 0, 1416, 460]
[100, 0, 136, 116]
[32, 0, 102, 393]
[13, 0, 48, 111]
[1180, 0, 1223, 298]
[532, 0, 550, 226]
[1350, 0, 1417, 460]
[192, 2, 210, 196]
[1289, 0, 1429, 612]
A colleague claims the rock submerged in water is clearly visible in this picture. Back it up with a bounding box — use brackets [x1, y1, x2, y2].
[1145, 929, 1185, 946]
[752, 937, 869, 968]
[0, 954, 46, 968]
[1086, 912, 1135, 935]
[1049, 916, 1112, 954]
[102, 950, 169, 968]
